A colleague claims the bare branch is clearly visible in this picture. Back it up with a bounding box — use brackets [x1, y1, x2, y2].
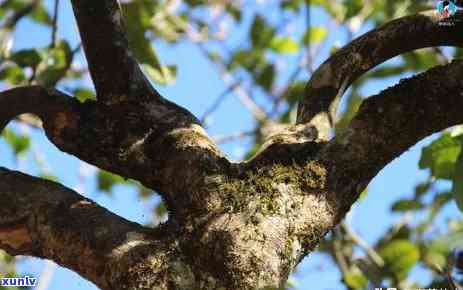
[0, 86, 76, 134]
[321, 60, 463, 209]
[69, 0, 158, 103]
[50, 0, 59, 47]
[0, 86, 228, 216]
[0, 167, 152, 289]
[297, 11, 463, 139]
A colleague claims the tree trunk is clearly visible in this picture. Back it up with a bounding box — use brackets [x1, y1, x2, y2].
[1, 2, 463, 289]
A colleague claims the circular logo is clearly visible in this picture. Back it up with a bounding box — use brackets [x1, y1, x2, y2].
[437, 0, 458, 18]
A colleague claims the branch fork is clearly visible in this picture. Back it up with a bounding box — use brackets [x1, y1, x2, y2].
[1, 2, 463, 289]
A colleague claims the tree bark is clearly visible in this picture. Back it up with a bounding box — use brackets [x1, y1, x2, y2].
[1, 2, 463, 289]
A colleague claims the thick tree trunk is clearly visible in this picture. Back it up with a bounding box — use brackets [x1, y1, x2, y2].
[1, 2, 463, 289]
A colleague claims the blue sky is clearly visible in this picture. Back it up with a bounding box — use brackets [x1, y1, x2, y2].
[0, 1, 461, 289]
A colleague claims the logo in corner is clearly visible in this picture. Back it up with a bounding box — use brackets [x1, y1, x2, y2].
[437, 0, 458, 18]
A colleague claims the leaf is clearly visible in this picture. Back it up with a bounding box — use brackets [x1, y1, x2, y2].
[431, 191, 453, 212]
[358, 188, 368, 200]
[97, 170, 125, 193]
[250, 15, 275, 48]
[74, 88, 96, 102]
[391, 199, 425, 212]
[302, 26, 328, 45]
[2, 129, 31, 156]
[270, 36, 299, 54]
[452, 151, 463, 212]
[281, 0, 304, 11]
[30, 3, 52, 26]
[423, 240, 451, 269]
[229, 49, 265, 72]
[344, 270, 368, 289]
[379, 239, 420, 279]
[10, 49, 41, 68]
[123, 1, 163, 70]
[283, 81, 305, 105]
[36, 40, 72, 87]
[256, 64, 275, 91]
[419, 133, 461, 180]
[39, 173, 58, 182]
[143, 64, 177, 85]
[414, 180, 431, 199]
[0, 64, 26, 85]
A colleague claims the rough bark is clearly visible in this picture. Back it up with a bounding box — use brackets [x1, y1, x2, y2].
[297, 11, 463, 139]
[1, 1, 463, 289]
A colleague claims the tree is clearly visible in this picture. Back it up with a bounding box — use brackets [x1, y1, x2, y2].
[0, 0, 463, 289]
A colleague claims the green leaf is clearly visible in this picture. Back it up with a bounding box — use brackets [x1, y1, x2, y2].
[343, 0, 364, 19]
[97, 170, 125, 193]
[74, 88, 96, 102]
[283, 81, 305, 105]
[229, 49, 265, 72]
[256, 64, 275, 91]
[414, 180, 431, 198]
[2, 129, 31, 156]
[250, 15, 275, 48]
[143, 64, 177, 85]
[0, 64, 26, 85]
[302, 26, 328, 45]
[39, 173, 58, 182]
[379, 239, 420, 279]
[391, 199, 425, 212]
[423, 240, 451, 269]
[281, 0, 304, 11]
[270, 36, 299, 54]
[419, 133, 461, 180]
[11, 49, 41, 68]
[30, 3, 52, 26]
[344, 270, 368, 289]
[36, 40, 72, 86]
[123, 2, 163, 71]
[452, 151, 463, 212]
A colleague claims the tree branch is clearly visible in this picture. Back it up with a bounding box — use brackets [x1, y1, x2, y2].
[322, 60, 463, 211]
[0, 86, 76, 133]
[69, 0, 158, 103]
[0, 86, 229, 217]
[297, 11, 463, 139]
[0, 167, 154, 289]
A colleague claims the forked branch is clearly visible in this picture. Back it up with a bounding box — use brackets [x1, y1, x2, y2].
[321, 60, 463, 211]
[297, 11, 463, 139]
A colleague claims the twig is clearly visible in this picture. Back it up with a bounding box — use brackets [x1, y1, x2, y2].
[198, 43, 268, 122]
[213, 130, 255, 144]
[201, 80, 242, 124]
[51, 0, 60, 47]
[342, 222, 384, 267]
[183, 21, 268, 122]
